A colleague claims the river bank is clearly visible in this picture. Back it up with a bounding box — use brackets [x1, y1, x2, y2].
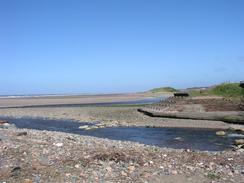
[0, 106, 237, 129]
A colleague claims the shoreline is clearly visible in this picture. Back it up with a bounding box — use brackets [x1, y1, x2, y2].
[0, 93, 170, 108]
[0, 106, 239, 130]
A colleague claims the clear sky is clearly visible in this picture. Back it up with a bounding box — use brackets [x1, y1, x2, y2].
[0, 0, 243, 95]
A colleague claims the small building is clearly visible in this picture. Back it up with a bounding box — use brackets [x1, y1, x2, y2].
[174, 92, 189, 97]
[240, 81, 244, 88]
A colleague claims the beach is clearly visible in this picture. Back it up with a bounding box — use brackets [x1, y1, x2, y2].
[1, 94, 244, 182]
[0, 93, 160, 108]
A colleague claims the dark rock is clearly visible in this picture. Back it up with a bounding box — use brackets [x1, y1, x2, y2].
[16, 132, 28, 136]
[0, 120, 9, 125]
[11, 166, 21, 177]
[11, 166, 21, 173]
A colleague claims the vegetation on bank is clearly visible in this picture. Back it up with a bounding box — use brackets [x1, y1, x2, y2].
[150, 87, 178, 93]
[188, 83, 243, 98]
[148, 82, 243, 98]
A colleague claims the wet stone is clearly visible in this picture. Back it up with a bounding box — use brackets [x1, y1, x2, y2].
[16, 132, 28, 136]
[216, 131, 226, 136]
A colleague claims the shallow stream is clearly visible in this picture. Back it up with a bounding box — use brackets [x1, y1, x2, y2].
[2, 117, 243, 151]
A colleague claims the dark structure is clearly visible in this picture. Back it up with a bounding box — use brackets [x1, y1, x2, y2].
[174, 92, 189, 98]
[240, 81, 244, 88]
[240, 81, 244, 111]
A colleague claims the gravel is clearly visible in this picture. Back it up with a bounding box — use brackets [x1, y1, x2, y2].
[0, 127, 244, 183]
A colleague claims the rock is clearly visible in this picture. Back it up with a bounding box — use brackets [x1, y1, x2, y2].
[143, 172, 151, 178]
[216, 131, 226, 136]
[186, 165, 195, 171]
[16, 132, 28, 136]
[174, 137, 183, 141]
[235, 139, 244, 145]
[106, 166, 112, 172]
[79, 125, 89, 129]
[53, 143, 63, 147]
[75, 164, 80, 169]
[23, 179, 33, 183]
[0, 120, 9, 125]
[0, 120, 12, 128]
[128, 165, 135, 172]
[121, 171, 127, 176]
[11, 166, 21, 176]
[171, 170, 178, 175]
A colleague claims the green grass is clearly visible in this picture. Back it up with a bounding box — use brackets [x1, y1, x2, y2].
[189, 83, 243, 98]
[150, 87, 178, 93]
[207, 172, 220, 180]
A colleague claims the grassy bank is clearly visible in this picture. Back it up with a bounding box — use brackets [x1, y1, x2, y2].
[149, 87, 178, 93]
[189, 83, 243, 98]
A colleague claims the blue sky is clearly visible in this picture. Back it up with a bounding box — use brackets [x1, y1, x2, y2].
[0, 0, 243, 94]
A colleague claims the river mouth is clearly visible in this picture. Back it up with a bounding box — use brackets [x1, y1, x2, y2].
[2, 117, 243, 151]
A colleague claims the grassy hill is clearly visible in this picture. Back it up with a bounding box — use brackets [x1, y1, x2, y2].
[189, 83, 243, 97]
[150, 87, 178, 93]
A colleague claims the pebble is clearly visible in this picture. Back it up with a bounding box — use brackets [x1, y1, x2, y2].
[106, 166, 112, 172]
[143, 172, 151, 178]
[128, 165, 135, 172]
[171, 170, 178, 175]
[23, 179, 33, 183]
[174, 137, 183, 141]
[75, 164, 80, 168]
[79, 125, 89, 129]
[53, 143, 63, 147]
[186, 165, 195, 171]
[121, 171, 127, 176]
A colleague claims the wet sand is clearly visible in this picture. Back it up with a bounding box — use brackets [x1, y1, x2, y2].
[0, 93, 164, 108]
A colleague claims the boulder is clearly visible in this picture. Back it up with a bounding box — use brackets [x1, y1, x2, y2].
[216, 131, 226, 136]
[235, 139, 244, 145]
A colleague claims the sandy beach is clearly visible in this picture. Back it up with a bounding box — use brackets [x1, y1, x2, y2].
[0, 93, 163, 108]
